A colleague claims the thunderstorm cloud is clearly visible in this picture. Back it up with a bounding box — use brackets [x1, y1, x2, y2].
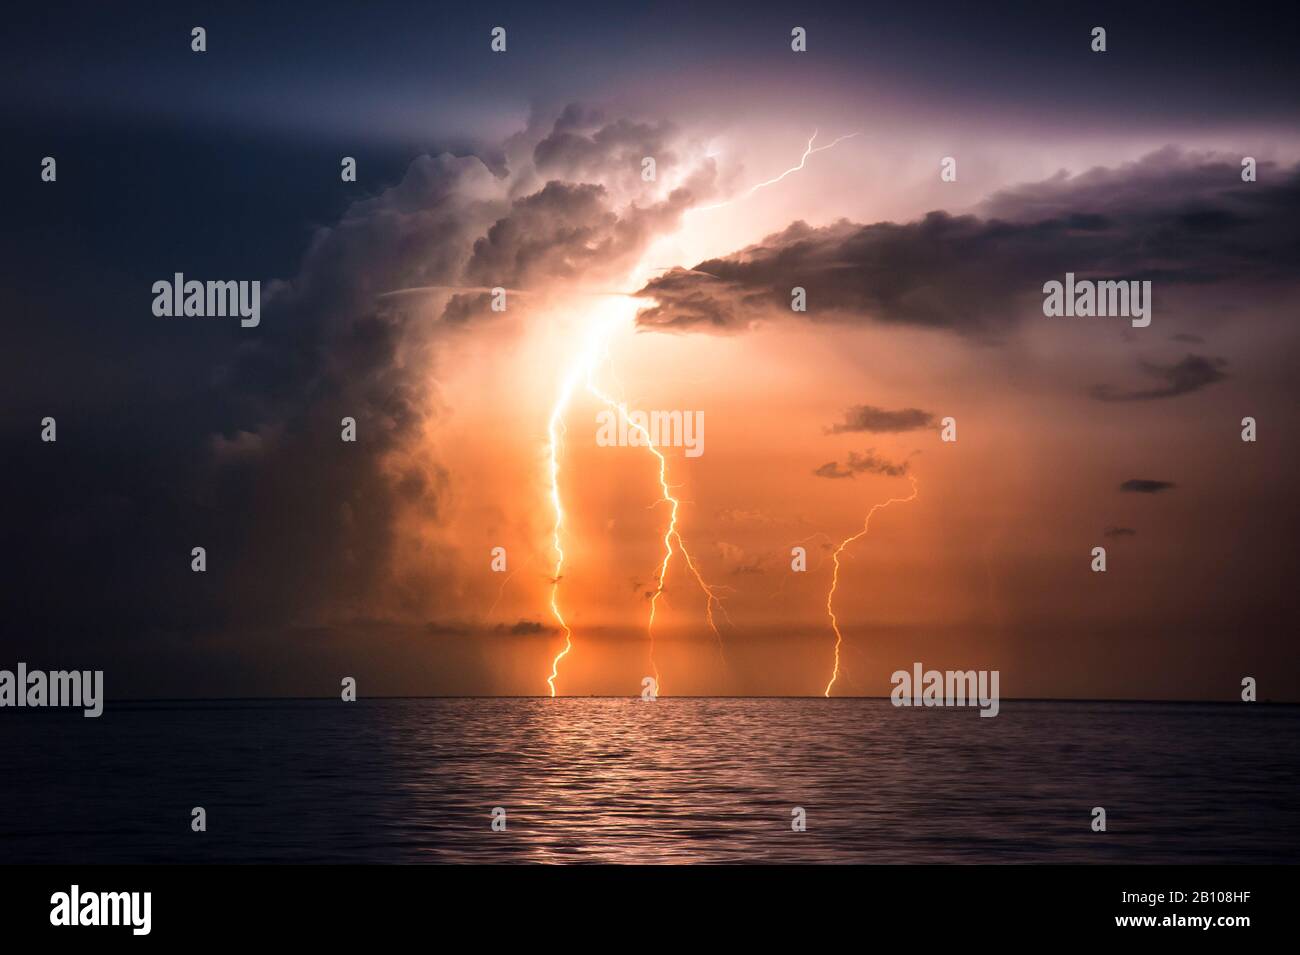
[634, 150, 1300, 337]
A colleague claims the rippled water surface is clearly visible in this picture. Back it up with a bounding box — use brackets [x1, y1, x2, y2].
[2, 698, 1296, 863]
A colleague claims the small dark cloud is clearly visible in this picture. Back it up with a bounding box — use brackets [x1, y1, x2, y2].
[1091, 354, 1227, 401]
[426, 619, 555, 637]
[497, 619, 556, 636]
[1120, 479, 1175, 494]
[814, 450, 910, 479]
[1104, 526, 1138, 538]
[826, 404, 935, 434]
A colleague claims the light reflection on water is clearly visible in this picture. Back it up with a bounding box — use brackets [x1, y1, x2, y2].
[2, 698, 1296, 863]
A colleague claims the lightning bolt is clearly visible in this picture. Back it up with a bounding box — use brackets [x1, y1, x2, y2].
[609, 126, 858, 686]
[544, 314, 618, 697]
[543, 126, 854, 697]
[584, 379, 728, 695]
[679, 540, 732, 661]
[544, 373, 577, 698]
[692, 129, 860, 213]
[823, 474, 919, 698]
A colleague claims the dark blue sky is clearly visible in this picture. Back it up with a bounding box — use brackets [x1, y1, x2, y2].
[6, 1, 1298, 303]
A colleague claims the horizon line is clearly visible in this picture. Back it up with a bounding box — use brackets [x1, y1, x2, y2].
[61, 694, 1297, 706]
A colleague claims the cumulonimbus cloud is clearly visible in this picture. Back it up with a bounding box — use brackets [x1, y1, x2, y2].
[216, 104, 719, 622]
[7, 103, 718, 639]
[634, 149, 1300, 337]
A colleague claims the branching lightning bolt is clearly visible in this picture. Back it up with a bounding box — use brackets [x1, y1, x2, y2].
[544, 322, 613, 698]
[584, 379, 728, 695]
[543, 125, 857, 697]
[544, 318, 728, 697]
[692, 129, 861, 213]
[823, 474, 919, 698]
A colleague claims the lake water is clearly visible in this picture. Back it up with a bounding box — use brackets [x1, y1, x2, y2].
[2, 698, 1296, 863]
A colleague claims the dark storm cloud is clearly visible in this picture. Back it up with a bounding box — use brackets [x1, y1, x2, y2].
[813, 450, 910, 479]
[459, 171, 714, 296]
[461, 178, 705, 291]
[7, 103, 711, 646]
[205, 150, 506, 624]
[440, 291, 496, 324]
[1120, 480, 1176, 494]
[826, 404, 934, 434]
[464, 181, 617, 287]
[5, 153, 502, 640]
[635, 150, 1300, 336]
[443, 105, 714, 305]
[532, 104, 679, 183]
[1090, 354, 1228, 402]
[222, 105, 715, 620]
